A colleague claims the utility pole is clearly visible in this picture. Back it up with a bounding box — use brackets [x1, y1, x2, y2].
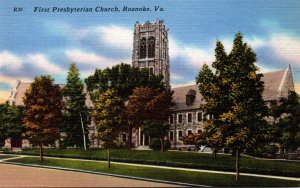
[79, 113, 87, 150]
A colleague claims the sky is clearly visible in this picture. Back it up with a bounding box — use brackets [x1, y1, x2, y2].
[0, 0, 300, 103]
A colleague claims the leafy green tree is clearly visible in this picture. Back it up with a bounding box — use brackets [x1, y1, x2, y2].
[85, 63, 165, 102]
[62, 64, 89, 149]
[85, 63, 166, 148]
[196, 62, 225, 158]
[271, 91, 300, 154]
[0, 102, 23, 148]
[23, 75, 63, 163]
[91, 89, 124, 168]
[126, 86, 174, 151]
[196, 32, 267, 181]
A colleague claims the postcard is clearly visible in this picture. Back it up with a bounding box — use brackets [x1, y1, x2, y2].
[0, 0, 299, 187]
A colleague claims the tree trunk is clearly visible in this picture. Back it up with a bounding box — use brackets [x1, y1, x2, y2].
[213, 149, 217, 159]
[160, 136, 164, 152]
[235, 149, 240, 181]
[39, 143, 43, 163]
[107, 148, 111, 168]
[128, 125, 132, 148]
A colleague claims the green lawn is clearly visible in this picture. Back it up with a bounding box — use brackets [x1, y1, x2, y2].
[0, 154, 18, 160]
[6, 156, 300, 187]
[8, 148, 300, 177]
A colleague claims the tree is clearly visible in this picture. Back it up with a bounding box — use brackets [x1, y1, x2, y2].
[196, 62, 225, 158]
[85, 63, 165, 102]
[62, 64, 88, 149]
[0, 102, 23, 148]
[85, 63, 166, 148]
[270, 91, 300, 154]
[203, 120, 224, 158]
[180, 133, 204, 146]
[196, 32, 267, 181]
[91, 89, 124, 168]
[126, 86, 174, 151]
[23, 75, 63, 163]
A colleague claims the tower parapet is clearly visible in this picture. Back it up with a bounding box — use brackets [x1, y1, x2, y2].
[132, 19, 170, 86]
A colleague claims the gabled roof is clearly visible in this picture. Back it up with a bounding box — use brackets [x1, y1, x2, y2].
[9, 81, 93, 108]
[172, 85, 202, 111]
[261, 70, 285, 101]
[171, 67, 293, 111]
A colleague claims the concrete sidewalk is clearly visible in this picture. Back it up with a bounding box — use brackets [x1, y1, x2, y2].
[0, 163, 184, 187]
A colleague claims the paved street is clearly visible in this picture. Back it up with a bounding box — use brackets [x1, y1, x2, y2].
[0, 163, 181, 187]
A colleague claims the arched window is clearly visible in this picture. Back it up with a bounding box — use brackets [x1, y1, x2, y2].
[140, 37, 146, 59]
[148, 36, 155, 58]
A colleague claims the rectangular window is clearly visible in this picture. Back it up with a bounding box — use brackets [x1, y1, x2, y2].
[187, 113, 192, 123]
[169, 115, 174, 124]
[197, 129, 202, 134]
[197, 112, 203, 122]
[203, 114, 208, 122]
[149, 67, 154, 75]
[122, 134, 127, 142]
[187, 130, 192, 135]
[169, 131, 174, 141]
[178, 130, 183, 139]
[178, 114, 183, 124]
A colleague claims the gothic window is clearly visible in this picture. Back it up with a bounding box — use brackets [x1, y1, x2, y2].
[140, 37, 146, 59]
[148, 36, 155, 58]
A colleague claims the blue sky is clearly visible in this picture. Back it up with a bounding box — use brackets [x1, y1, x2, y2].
[0, 0, 300, 102]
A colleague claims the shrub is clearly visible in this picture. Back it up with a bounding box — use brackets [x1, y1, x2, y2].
[163, 140, 171, 151]
[149, 138, 161, 150]
[149, 138, 171, 151]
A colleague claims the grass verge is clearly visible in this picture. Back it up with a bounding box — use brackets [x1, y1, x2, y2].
[0, 154, 18, 160]
[6, 148, 300, 177]
[6, 156, 300, 187]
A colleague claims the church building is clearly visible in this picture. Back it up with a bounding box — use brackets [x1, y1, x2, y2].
[129, 20, 295, 149]
[6, 20, 295, 150]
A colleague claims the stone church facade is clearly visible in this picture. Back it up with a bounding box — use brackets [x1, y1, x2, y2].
[168, 66, 295, 149]
[6, 20, 296, 150]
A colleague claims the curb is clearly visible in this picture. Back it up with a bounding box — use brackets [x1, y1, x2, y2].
[0, 160, 210, 187]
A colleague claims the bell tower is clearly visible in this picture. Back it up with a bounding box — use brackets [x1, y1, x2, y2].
[132, 19, 170, 86]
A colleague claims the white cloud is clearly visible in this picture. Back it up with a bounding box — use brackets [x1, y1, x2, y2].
[27, 54, 64, 73]
[171, 81, 196, 88]
[0, 51, 22, 70]
[169, 37, 214, 69]
[46, 22, 133, 51]
[269, 34, 300, 65]
[170, 72, 184, 81]
[220, 38, 233, 54]
[256, 62, 281, 73]
[65, 49, 130, 69]
[248, 37, 266, 49]
[220, 36, 267, 54]
[96, 25, 133, 50]
[0, 75, 32, 87]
